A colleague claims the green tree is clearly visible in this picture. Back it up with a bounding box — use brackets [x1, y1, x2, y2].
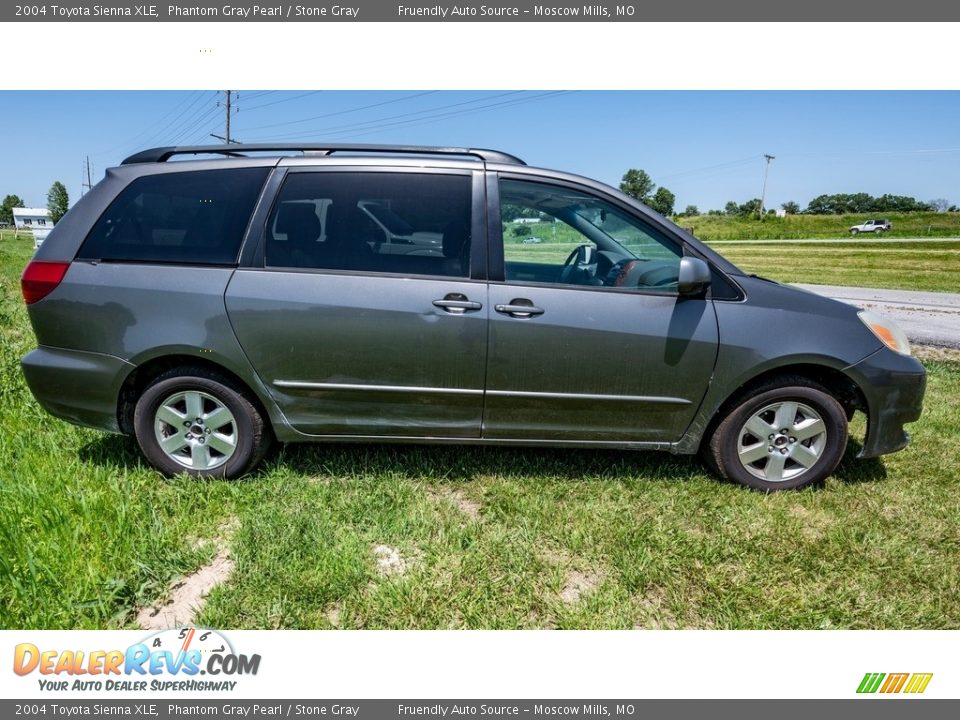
[874, 194, 930, 212]
[619, 169, 655, 203]
[511, 224, 532, 238]
[781, 201, 800, 215]
[1, 194, 25, 225]
[501, 204, 540, 222]
[47, 181, 69, 224]
[682, 204, 699, 217]
[724, 201, 739, 215]
[805, 194, 836, 214]
[649, 187, 676, 216]
[738, 198, 761, 217]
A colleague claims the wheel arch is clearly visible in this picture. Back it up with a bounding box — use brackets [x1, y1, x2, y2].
[692, 362, 868, 456]
[117, 353, 275, 436]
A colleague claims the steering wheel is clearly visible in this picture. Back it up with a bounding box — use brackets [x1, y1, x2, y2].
[558, 244, 595, 285]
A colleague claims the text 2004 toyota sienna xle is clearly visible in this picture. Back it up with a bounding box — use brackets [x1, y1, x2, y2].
[20, 144, 926, 491]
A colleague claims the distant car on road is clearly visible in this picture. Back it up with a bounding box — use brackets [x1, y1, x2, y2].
[850, 219, 892, 235]
[521, 236, 543, 244]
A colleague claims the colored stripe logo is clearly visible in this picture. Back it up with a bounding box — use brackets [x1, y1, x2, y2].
[857, 672, 933, 694]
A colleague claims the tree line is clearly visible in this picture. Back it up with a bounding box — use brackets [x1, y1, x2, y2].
[618, 168, 956, 218]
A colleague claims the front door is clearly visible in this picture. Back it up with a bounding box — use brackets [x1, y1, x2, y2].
[484, 176, 718, 443]
[226, 168, 488, 438]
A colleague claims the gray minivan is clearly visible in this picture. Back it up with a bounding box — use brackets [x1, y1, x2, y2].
[20, 144, 926, 490]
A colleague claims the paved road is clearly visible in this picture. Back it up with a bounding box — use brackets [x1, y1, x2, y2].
[793, 284, 960, 348]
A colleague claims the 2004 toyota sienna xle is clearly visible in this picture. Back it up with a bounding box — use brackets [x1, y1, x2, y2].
[20, 144, 926, 491]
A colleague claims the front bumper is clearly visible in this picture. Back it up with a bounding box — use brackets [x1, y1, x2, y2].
[21, 345, 134, 434]
[845, 347, 926, 458]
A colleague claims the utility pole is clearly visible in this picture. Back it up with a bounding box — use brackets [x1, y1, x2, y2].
[758, 154, 775, 220]
[218, 90, 236, 144]
[82, 156, 93, 196]
[224, 90, 232, 144]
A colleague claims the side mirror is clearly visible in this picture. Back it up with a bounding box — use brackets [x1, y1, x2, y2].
[678, 257, 711, 298]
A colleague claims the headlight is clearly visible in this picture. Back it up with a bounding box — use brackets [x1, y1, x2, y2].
[858, 310, 912, 356]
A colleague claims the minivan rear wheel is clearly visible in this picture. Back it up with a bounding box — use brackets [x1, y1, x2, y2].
[705, 378, 848, 491]
[133, 367, 271, 479]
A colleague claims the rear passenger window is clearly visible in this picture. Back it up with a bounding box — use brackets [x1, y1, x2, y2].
[78, 168, 269, 265]
[265, 172, 472, 278]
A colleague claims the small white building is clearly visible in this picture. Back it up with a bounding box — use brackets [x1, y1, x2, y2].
[12, 207, 54, 248]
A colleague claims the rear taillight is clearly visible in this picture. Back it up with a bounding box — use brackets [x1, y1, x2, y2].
[21, 261, 70, 305]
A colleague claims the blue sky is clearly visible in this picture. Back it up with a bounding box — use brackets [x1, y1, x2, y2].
[2, 90, 958, 212]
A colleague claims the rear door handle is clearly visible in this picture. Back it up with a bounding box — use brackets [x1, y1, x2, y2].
[433, 293, 482, 314]
[495, 299, 544, 318]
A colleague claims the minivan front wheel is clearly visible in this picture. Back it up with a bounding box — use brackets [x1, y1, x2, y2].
[706, 379, 848, 491]
[133, 367, 271, 479]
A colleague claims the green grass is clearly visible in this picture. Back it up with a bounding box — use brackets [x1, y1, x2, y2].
[709, 240, 960, 293]
[2, 233, 959, 630]
[681, 212, 960, 240]
[506, 236, 960, 294]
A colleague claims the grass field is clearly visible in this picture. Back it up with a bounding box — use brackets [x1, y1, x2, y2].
[2, 233, 959, 630]
[681, 212, 960, 241]
[507, 236, 960, 294]
[710, 239, 960, 293]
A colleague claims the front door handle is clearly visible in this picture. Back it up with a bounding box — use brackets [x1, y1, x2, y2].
[495, 299, 544, 318]
[433, 293, 482, 314]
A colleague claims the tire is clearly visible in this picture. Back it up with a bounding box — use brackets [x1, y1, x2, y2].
[850, 229, 859, 236]
[704, 377, 848, 491]
[133, 366, 271, 479]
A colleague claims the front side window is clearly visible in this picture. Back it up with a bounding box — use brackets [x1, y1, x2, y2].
[500, 178, 682, 293]
[78, 168, 269, 265]
[265, 172, 473, 278]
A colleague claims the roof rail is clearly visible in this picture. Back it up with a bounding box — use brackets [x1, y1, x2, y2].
[121, 143, 525, 166]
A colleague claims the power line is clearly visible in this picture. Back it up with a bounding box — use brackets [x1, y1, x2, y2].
[238, 90, 275, 102]
[160, 92, 221, 145]
[240, 90, 322, 112]
[263, 91, 528, 139]
[780, 147, 960, 159]
[659, 155, 761, 182]
[238, 91, 440, 133]
[316, 92, 574, 141]
[92, 91, 204, 159]
[246, 91, 536, 141]
[133, 91, 208, 151]
[167, 102, 222, 145]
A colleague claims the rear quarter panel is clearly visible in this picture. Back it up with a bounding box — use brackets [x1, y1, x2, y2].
[27, 262, 288, 433]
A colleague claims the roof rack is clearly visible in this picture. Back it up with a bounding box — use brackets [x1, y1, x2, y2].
[121, 143, 525, 166]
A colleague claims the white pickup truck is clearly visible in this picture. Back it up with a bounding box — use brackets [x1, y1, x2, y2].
[849, 219, 892, 235]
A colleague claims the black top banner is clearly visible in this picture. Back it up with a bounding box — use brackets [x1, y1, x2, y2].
[5, 0, 957, 21]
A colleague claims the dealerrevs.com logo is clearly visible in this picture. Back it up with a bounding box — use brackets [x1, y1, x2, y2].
[857, 673, 933, 694]
[13, 627, 260, 692]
